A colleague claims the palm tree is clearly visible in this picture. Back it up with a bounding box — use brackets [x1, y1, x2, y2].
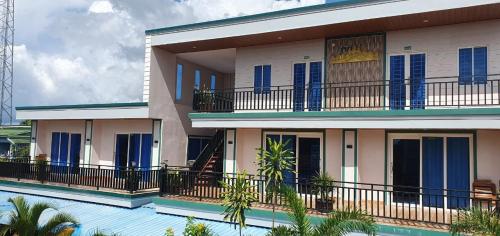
[256, 138, 295, 228]
[449, 208, 500, 236]
[0, 196, 79, 236]
[267, 186, 376, 236]
[220, 171, 258, 236]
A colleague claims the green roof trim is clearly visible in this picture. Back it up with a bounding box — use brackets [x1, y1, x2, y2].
[189, 108, 500, 119]
[145, 0, 376, 35]
[16, 102, 148, 111]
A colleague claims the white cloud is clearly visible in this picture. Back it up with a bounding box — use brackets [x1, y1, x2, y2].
[89, 1, 114, 14]
[13, 0, 325, 114]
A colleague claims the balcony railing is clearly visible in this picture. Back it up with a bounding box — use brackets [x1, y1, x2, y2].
[193, 74, 500, 112]
[160, 169, 500, 225]
[0, 159, 161, 193]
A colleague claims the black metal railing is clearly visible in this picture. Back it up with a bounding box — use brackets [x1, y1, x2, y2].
[159, 169, 500, 225]
[0, 159, 161, 193]
[193, 74, 500, 112]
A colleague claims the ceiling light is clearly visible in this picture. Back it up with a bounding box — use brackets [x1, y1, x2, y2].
[277, 36, 283, 40]
[423, 19, 429, 23]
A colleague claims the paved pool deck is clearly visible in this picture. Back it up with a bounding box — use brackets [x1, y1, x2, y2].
[0, 191, 269, 236]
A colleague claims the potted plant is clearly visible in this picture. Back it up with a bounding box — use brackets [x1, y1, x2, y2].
[35, 154, 48, 182]
[311, 172, 335, 213]
[194, 86, 214, 112]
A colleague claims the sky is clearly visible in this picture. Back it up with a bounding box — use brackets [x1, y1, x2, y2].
[13, 0, 325, 111]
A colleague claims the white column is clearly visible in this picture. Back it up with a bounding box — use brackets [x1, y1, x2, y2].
[152, 119, 162, 167]
[224, 129, 236, 174]
[29, 120, 37, 160]
[83, 120, 93, 165]
[342, 130, 358, 184]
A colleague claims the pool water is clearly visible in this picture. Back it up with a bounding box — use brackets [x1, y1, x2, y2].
[0, 191, 449, 235]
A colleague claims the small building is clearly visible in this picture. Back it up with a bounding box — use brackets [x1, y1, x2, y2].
[0, 126, 30, 157]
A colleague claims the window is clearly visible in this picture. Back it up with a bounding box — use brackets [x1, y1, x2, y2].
[176, 64, 183, 100]
[187, 136, 210, 161]
[254, 65, 271, 94]
[459, 47, 487, 84]
[210, 74, 216, 91]
[50, 132, 81, 166]
[194, 69, 201, 90]
[114, 133, 152, 168]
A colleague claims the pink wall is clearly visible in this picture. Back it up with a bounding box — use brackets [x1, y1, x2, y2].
[476, 130, 500, 183]
[91, 119, 153, 166]
[35, 120, 85, 162]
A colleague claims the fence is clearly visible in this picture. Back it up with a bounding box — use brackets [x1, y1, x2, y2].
[159, 169, 500, 225]
[193, 75, 500, 112]
[0, 159, 161, 193]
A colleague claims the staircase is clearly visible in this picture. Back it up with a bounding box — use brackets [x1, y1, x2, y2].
[190, 130, 224, 188]
[190, 130, 224, 173]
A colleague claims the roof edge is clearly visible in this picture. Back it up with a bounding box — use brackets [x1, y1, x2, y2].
[16, 102, 148, 111]
[145, 0, 381, 36]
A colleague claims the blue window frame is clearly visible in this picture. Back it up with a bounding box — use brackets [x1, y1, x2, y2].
[389, 55, 405, 110]
[194, 69, 201, 90]
[50, 132, 81, 166]
[459, 47, 487, 85]
[176, 64, 183, 100]
[210, 74, 216, 91]
[114, 133, 153, 168]
[253, 65, 271, 94]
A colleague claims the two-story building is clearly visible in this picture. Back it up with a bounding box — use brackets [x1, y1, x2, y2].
[15, 0, 500, 214]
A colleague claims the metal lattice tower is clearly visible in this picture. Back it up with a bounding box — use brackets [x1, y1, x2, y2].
[0, 0, 13, 125]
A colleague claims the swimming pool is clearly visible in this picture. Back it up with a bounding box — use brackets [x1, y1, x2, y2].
[0, 191, 449, 235]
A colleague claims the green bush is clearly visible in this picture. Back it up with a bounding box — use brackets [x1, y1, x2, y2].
[182, 217, 217, 236]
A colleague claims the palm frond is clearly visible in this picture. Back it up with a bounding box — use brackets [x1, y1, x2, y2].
[39, 212, 79, 236]
[314, 209, 376, 236]
[266, 225, 295, 236]
[281, 186, 312, 236]
[29, 201, 57, 228]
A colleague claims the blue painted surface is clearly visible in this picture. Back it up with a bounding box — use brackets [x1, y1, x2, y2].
[308, 61, 322, 111]
[389, 55, 405, 110]
[447, 137, 470, 209]
[422, 137, 444, 207]
[410, 54, 425, 109]
[0, 191, 269, 236]
[293, 63, 306, 111]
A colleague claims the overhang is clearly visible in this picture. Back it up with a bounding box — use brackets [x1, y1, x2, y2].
[16, 102, 150, 120]
[189, 108, 500, 129]
[147, 0, 500, 53]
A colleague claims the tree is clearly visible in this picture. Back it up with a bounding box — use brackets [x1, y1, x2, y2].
[267, 186, 376, 236]
[19, 120, 31, 126]
[220, 171, 258, 236]
[256, 138, 295, 228]
[449, 208, 500, 236]
[0, 196, 79, 236]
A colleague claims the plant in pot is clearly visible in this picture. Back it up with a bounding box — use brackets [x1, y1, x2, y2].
[35, 155, 48, 182]
[195, 86, 214, 112]
[311, 172, 335, 213]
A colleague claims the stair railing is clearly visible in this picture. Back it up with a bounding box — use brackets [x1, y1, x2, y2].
[190, 130, 225, 173]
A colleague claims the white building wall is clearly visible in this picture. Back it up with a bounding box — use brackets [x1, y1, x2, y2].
[386, 19, 500, 78]
[235, 39, 324, 88]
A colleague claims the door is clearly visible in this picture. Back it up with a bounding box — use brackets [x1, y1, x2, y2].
[115, 134, 129, 169]
[50, 132, 61, 164]
[410, 54, 425, 109]
[282, 135, 296, 186]
[298, 138, 321, 180]
[293, 63, 306, 111]
[422, 137, 444, 207]
[390, 55, 405, 110]
[447, 137, 470, 209]
[59, 133, 69, 166]
[129, 134, 141, 167]
[69, 134, 81, 171]
[392, 139, 420, 203]
[308, 62, 322, 111]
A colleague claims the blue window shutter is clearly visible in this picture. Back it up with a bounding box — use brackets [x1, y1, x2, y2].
[210, 74, 216, 91]
[194, 70, 201, 90]
[254, 66, 262, 94]
[410, 54, 425, 109]
[459, 48, 473, 85]
[69, 134, 81, 168]
[50, 132, 61, 164]
[389, 55, 405, 110]
[262, 65, 271, 94]
[473, 47, 487, 84]
[176, 64, 183, 100]
[308, 62, 322, 111]
[293, 63, 306, 112]
[140, 134, 152, 169]
[59, 133, 69, 165]
[129, 134, 141, 167]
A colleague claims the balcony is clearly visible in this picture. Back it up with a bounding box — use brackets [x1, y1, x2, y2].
[193, 75, 500, 113]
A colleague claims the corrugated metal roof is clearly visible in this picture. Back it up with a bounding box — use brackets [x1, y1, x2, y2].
[0, 191, 269, 236]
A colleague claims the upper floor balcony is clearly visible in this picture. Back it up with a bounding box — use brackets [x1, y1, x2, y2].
[193, 74, 500, 113]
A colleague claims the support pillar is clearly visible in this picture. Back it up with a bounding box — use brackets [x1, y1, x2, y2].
[224, 129, 236, 174]
[152, 119, 162, 167]
[29, 120, 37, 160]
[83, 120, 93, 165]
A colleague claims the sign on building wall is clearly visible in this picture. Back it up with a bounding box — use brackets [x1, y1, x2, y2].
[326, 34, 385, 83]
